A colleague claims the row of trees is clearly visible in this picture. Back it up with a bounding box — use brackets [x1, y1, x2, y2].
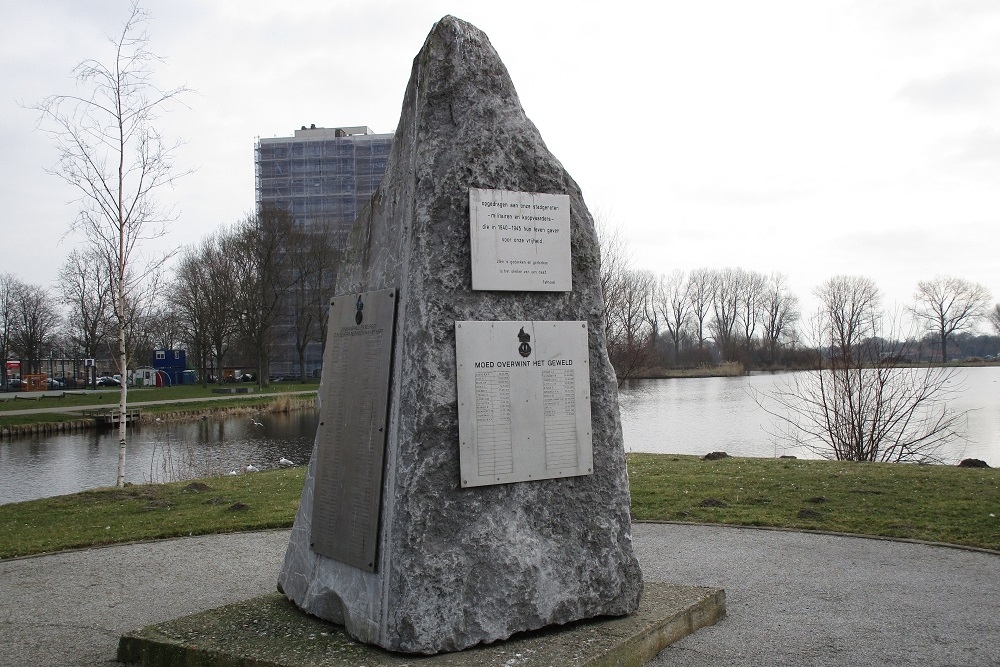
[599, 225, 997, 381]
[57, 248, 178, 379]
[1, 206, 340, 386]
[602, 263, 804, 379]
[172, 207, 341, 388]
[2, 261, 183, 384]
[0, 275, 63, 378]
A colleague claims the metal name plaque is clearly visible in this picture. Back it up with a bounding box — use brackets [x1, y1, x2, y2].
[469, 188, 572, 292]
[311, 288, 397, 571]
[455, 320, 593, 488]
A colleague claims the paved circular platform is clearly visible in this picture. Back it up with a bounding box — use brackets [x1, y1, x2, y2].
[1, 524, 997, 666]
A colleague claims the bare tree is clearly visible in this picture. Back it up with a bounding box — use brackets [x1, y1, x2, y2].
[34, 2, 189, 487]
[758, 282, 963, 462]
[287, 223, 340, 382]
[0, 274, 17, 386]
[624, 270, 656, 371]
[990, 304, 1000, 335]
[230, 206, 299, 387]
[171, 246, 214, 386]
[655, 270, 691, 367]
[9, 282, 61, 375]
[58, 248, 113, 375]
[710, 268, 742, 362]
[814, 275, 880, 366]
[204, 237, 240, 383]
[595, 218, 632, 348]
[604, 269, 655, 382]
[738, 269, 767, 360]
[640, 270, 661, 360]
[171, 231, 242, 384]
[759, 272, 800, 366]
[686, 268, 714, 357]
[595, 218, 656, 381]
[147, 303, 183, 352]
[912, 276, 991, 363]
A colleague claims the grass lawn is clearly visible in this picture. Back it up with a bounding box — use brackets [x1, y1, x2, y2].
[0, 467, 307, 559]
[0, 454, 997, 560]
[628, 454, 1000, 550]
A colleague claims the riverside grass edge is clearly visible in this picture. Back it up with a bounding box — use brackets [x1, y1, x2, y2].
[0, 384, 319, 434]
[1, 454, 997, 560]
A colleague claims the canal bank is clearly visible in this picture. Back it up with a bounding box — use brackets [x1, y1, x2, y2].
[0, 390, 317, 437]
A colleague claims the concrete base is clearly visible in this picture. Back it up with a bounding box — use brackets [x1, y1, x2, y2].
[117, 582, 724, 666]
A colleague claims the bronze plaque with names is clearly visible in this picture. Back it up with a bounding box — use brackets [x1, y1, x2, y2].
[310, 288, 397, 571]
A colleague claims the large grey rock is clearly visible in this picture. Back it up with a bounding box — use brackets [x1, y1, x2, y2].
[278, 15, 642, 654]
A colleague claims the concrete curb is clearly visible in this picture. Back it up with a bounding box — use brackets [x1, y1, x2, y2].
[640, 520, 1000, 556]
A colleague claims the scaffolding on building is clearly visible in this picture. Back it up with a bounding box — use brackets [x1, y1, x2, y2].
[254, 125, 394, 377]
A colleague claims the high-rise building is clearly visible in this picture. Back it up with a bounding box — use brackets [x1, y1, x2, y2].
[256, 125, 393, 240]
[255, 125, 394, 377]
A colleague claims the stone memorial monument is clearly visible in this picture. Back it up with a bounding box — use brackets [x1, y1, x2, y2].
[278, 15, 643, 654]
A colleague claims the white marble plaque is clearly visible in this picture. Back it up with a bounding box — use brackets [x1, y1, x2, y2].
[455, 320, 593, 487]
[469, 188, 572, 291]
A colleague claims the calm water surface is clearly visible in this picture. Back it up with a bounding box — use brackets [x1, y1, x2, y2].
[3, 366, 998, 504]
[0, 411, 319, 505]
[618, 366, 1000, 466]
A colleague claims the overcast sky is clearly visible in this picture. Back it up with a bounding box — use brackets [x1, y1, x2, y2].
[3, 0, 998, 325]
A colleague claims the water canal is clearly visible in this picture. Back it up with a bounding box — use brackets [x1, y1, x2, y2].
[2, 366, 997, 504]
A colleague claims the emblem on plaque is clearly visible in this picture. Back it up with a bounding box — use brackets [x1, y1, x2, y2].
[517, 327, 532, 358]
[355, 295, 365, 325]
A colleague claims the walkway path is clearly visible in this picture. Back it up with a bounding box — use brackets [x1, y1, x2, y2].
[1, 524, 997, 666]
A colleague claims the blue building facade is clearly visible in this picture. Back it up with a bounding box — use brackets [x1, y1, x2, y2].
[152, 349, 188, 385]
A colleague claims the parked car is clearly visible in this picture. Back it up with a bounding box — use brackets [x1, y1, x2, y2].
[96, 376, 121, 387]
[3, 378, 24, 391]
[60, 377, 80, 389]
[47, 378, 65, 389]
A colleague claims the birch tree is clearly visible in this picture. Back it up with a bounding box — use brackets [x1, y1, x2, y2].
[35, 2, 189, 486]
